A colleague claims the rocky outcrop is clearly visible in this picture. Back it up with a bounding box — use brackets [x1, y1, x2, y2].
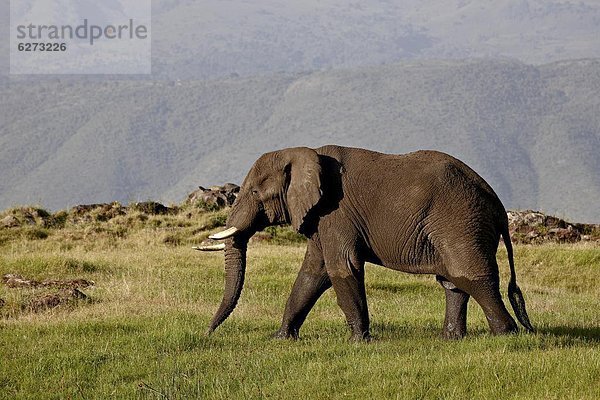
[130, 201, 175, 215]
[187, 183, 240, 209]
[1, 215, 20, 228]
[0, 207, 52, 227]
[69, 203, 127, 223]
[507, 210, 599, 244]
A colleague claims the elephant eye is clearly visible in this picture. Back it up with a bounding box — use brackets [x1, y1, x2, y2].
[251, 189, 259, 196]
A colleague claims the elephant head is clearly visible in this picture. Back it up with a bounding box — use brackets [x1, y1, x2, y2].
[201, 147, 322, 333]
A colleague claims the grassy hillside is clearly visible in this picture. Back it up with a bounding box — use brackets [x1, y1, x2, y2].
[1, 59, 599, 222]
[0, 206, 599, 399]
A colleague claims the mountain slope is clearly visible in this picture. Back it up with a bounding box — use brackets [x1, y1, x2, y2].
[1, 59, 599, 222]
[150, 0, 600, 78]
[6, 0, 599, 79]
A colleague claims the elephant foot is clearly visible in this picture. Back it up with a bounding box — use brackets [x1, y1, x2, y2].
[440, 322, 467, 340]
[271, 328, 299, 340]
[349, 331, 372, 342]
[487, 316, 519, 335]
[441, 327, 466, 340]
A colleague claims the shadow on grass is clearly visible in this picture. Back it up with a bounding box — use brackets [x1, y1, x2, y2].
[203, 320, 600, 344]
[540, 325, 600, 343]
[370, 321, 443, 340]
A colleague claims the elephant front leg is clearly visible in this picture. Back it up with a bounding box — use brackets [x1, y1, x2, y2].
[274, 239, 331, 340]
[326, 257, 370, 341]
[437, 276, 470, 339]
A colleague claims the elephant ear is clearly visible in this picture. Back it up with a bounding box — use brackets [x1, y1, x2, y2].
[283, 147, 322, 232]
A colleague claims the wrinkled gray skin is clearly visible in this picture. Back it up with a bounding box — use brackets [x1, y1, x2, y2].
[207, 145, 534, 340]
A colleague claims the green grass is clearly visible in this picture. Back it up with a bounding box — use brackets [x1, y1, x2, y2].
[1, 219, 599, 399]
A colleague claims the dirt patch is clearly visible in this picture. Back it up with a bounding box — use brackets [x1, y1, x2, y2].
[27, 288, 88, 312]
[2, 274, 94, 289]
[2, 274, 94, 315]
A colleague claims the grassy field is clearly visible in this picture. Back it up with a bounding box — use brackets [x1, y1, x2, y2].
[0, 208, 599, 399]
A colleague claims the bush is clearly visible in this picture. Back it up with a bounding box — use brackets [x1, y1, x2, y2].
[208, 213, 227, 228]
[194, 200, 222, 212]
[162, 232, 184, 246]
[48, 210, 68, 228]
[23, 227, 49, 240]
[263, 226, 306, 245]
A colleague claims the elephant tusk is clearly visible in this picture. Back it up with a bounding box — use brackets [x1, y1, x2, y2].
[193, 243, 226, 251]
[209, 227, 239, 240]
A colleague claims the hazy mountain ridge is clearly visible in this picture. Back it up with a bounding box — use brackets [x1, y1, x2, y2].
[3, 1, 600, 80]
[1, 59, 599, 222]
[149, 0, 600, 79]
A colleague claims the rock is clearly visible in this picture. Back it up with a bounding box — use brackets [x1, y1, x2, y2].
[507, 210, 598, 244]
[130, 201, 174, 215]
[222, 183, 240, 193]
[0, 207, 53, 228]
[1, 215, 20, 228]
[507, 210, 546, 227]
[200, 191, 228, 207]
[548, 226, 580, 243]
[69, 202, 126, 223]
[187, 183, 240, 209]
[70, 204, 106, 215]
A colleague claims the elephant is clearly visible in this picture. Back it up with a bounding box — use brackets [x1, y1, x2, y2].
[197, 145, 534, 340]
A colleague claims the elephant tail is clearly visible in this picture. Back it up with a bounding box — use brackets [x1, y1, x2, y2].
[502, 226, 535, 333]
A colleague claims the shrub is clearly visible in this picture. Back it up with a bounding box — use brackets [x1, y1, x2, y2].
[208, 213, 227, 228]
[23, 227, 49, 240]
[48, 210, 68, 228]
[194, 200, 221, 212]
[263, 226, 306, 245]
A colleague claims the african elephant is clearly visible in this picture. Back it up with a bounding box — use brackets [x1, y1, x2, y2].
[197, 145, 534, 340]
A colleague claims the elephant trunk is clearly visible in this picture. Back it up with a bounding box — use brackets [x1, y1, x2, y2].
[207, 237, 247, 334]
[205, 190, 266, 334]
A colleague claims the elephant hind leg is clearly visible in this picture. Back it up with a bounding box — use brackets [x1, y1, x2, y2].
[437, 275, 469, 339]
[442, 246, 517, 335]
[460, 278, 518, 335]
